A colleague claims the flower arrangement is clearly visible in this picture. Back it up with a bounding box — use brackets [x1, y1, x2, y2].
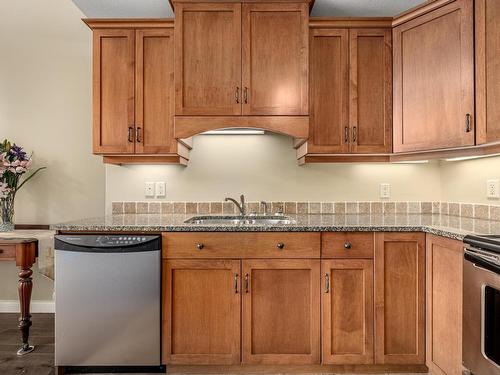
[0, 139, 46, 231]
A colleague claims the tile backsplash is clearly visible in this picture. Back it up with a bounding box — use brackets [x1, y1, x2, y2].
[111, 200, 500, 221]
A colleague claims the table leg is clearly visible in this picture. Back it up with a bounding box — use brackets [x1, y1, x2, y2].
[17, 266, 34, 356]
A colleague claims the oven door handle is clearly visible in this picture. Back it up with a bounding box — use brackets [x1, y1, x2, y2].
[465, 251, 500, 275]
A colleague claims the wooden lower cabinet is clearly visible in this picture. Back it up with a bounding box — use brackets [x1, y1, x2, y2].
[162, 259, 241, 364]
[374, 232, 425, 364]
[322, 259, 374, 364]
[426, 235, 463, 375]
[241, 259, 321, 364]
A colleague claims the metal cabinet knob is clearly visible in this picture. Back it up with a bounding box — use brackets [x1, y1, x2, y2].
[344, 241, 352, 249]
[196, 243, 204, 250]
[276, 242, 285, 250]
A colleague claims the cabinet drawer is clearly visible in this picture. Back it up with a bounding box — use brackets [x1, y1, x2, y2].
[163, 232, 320, 259]
[0, 245, 16, 260]
[322, 232, 374, 258]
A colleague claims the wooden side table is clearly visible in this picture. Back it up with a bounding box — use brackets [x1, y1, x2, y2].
[0, 238, 38, 355]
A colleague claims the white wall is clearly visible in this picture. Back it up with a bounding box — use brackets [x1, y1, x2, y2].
[0, 0, 105, 224]
[439, 155, 500, 204]
[106, 134, 443, 211]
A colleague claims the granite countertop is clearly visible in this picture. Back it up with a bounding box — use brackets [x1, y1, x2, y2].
[50, 213, 500, 241]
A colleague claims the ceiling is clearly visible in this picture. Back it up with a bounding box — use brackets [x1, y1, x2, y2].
[72, 0, 426, 18]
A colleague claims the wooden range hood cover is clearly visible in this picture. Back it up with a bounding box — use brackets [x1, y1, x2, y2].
[173, 116, 309, 139]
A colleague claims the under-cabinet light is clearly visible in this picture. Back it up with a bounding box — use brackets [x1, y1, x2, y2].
[392, 160, 429, 164]
[202, 128, 265, 135]
[445, 154, 500, 162]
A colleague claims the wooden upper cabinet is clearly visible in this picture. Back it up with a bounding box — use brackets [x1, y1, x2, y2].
[135, 29, 175, 154]
[242, 3, 308, 115]
[307, 26, 391, 155]
[91, 24, 181, 159]
[374, 232, 425, 365]
[322, 259, 374, 364]
[426, 235, 463, 375]
[174, 3, 242, 116]
[350, 29, 392, 153]
[476, 0, 500, 144]
[93, 29, 135, 154]
[242, 259, 320, 364]
[163, 259, 241, 365]
[309, 29, 349, 153]
[393, 0, 474, 153]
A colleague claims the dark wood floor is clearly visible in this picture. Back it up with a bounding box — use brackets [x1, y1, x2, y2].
[0, 313, 55, 375]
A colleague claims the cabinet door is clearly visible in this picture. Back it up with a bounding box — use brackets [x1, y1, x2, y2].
[92, 29, 135, 154]
[163, 259, 241, 364]
[175, 3, 241, 116]
[135, 29, 175, 154]
[476, 0, 500, 144]
[393, 0, 474, 152]
[374, 233, 425, 364]
[350, 29, 392, 154]
[242, 259, 320, 364]
[242, 3, 308, 116]
[426, 235, 463, 375]
[309, 29, 349, 153]
[322, 259, 374, 364]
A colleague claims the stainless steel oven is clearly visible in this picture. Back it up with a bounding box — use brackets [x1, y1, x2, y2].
[463, 235, 500, 375]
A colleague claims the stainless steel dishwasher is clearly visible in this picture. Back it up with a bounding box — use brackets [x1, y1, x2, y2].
[54, 234, 161, 369]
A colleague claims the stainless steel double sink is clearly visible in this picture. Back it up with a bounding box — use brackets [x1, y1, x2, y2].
[184, 215, 296, 226]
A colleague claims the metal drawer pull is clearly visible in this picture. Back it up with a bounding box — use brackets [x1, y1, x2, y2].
[352, 126, 357, 143]
[127, 127, 134, 143]
[244, 273, 249, 293]
[196, 243, 204, 250]
[234, 274, 239, 294]
[276, 242, 285, 250]
[235, 87, 240, 104]
[465, 113, 472, 132]
[344, 126, 349, 143]
[325, 273, 330, 293]
[344, 241, 352, 249]
[243, 87, 248, 104]
[135, 127, 142, 143]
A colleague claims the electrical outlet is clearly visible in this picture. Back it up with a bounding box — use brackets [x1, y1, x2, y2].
[380, 183, 391, 199]
[144, 182, 155, 198]
[486, 179, 499, 199]
[155, 182, 166, 198]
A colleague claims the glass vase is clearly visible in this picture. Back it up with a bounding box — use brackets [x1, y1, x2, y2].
[0, 194, 15, 232]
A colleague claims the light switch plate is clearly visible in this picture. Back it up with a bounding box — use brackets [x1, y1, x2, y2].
[380, 183, 391, 199]
[144, 182, 155, 198]
[486, 179, 499, 199]
[155, 182, 166, 198]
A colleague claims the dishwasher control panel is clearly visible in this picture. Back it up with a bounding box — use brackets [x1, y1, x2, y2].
[55, 234, 161, 251]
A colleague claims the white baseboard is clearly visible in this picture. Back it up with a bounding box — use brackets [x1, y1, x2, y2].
[0, 300, 54, 313]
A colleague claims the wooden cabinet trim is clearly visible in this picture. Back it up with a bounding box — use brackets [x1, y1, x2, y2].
[84, 19, 175, 29]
